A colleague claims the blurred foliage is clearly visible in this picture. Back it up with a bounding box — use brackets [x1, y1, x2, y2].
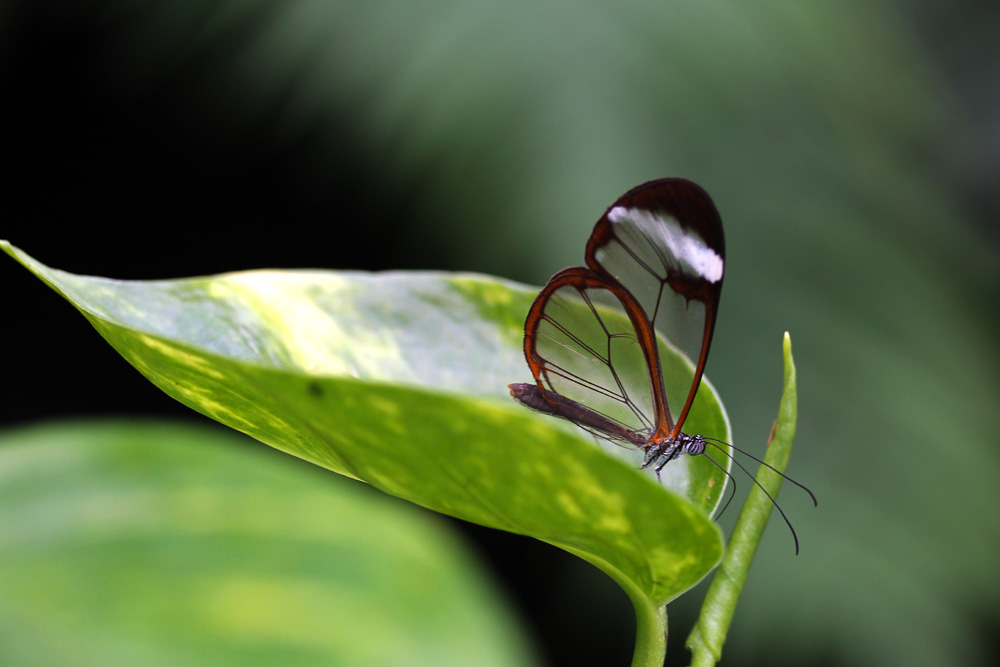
[2, 1, 998, 666]
[0, 419, 535, 666]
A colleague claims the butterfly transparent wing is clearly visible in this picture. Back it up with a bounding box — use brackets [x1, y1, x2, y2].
[585, 179, 725, 436]
[525, 268, 657, 444]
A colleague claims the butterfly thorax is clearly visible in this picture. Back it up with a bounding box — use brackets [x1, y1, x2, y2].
[640, 433, 706, 470]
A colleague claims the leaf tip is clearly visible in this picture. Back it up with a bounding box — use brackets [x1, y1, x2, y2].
[782, 332, 794, 370]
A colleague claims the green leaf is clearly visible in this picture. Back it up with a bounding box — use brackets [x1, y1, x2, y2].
[0, 419, 535, 666]
[2, 240, 729, 611]
[686, 333, 802, 666]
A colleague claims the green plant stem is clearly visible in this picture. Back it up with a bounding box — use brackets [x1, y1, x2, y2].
[631, 601, 667, 667]
[686, 333, 799, 666]
[578, 552, 667, 667]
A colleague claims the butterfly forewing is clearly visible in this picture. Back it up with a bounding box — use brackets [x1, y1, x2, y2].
[525, 268, 659, 444]
[585, 179, 725, 437]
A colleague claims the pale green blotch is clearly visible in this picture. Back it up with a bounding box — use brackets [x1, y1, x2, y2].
[134, 334, 225, 380]
[449, 275, 528, 346]
[555, 491, 586, 519]
[232, 272, 411, 380]
[527, 459, 555, 480]
[560, 459, 632, 534]
[88, 283, 152, 323]
[591, 493, 631, 534]
[210, 274, 327, 370]
[363, 394, 405, 434]
[194, 574, 365, 648]
[647, 546, 701, 579]
[129, 333, 288, 433]
[128, 336, 243, 424]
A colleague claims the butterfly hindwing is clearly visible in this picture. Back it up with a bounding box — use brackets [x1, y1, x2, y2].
[522, 267, 659, 444]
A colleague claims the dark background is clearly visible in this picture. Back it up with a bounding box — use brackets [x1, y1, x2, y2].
[3, 2, 999, 666]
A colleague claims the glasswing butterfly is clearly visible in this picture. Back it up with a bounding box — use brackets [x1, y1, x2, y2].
[509, 178, 815, 552]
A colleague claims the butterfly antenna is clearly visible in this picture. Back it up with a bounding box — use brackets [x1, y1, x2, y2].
[704, 437, 817, 506]
[703, 439, 804, 555]
[701, 451, 738, 519]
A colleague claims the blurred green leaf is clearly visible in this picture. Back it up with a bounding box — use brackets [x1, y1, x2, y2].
[2, 240, 729, 614]
[0, 419, 534, 666]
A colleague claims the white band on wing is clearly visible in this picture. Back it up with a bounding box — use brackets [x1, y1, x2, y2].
[608, 206, 724, 283]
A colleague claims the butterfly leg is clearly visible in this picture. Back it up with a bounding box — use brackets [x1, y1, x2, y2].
[640, 445, 671, 482]
[641, 447, 659, 469]
[653, 444, 683, 479]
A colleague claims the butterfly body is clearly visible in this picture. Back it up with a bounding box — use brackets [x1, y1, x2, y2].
[509, 380, 707, 474]
[509, 382, 705, 464]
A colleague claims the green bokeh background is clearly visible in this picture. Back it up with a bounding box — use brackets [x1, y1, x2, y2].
[2, 2, 998, 666]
